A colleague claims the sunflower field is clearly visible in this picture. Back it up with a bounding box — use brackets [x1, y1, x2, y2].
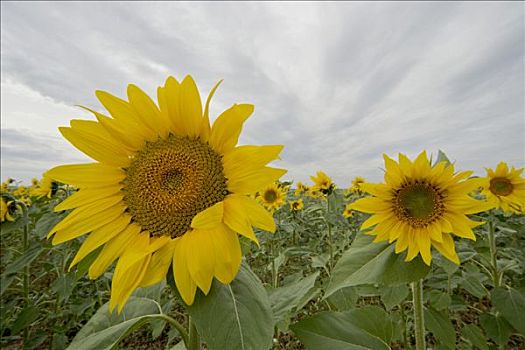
[1, 76, 524, 350]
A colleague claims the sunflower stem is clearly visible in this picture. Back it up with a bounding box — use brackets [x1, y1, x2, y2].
[159, 314, 189, 347]
[411, 279, 426, 350]
[188, 316, 200, 350]
[326, 194, 333, 273]
[487, 215, 500, 287]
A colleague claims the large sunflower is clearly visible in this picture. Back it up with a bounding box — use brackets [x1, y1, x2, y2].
[46, 76, 286, 311]
[349, 151, 491, 265]
[481, 162, 525, 214]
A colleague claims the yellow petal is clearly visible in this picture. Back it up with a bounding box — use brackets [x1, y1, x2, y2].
[54, 185, 122, 212]
[173, 236, 197, 305]
[432, 232, 460, 265]
[395, 229, 410, 254]
[417, 233, 432, 265]
[110, 254, 151, 313]
[210, 225, 242, 284]
[50, 195, 125, 238]
[140, 239, 177, 288]
[227, 166, 287, 194]
[96, 90, 156, 141]
[179, 75, 203, 137]
[47, 163, 125, 188]
[349, 197, 391, 214]
[93, 111, 144, 151]
[200, 79, 223, 141]
[162, 77, 183, 134]
[445, 213, 476, 240]
[223, 195, 259, 245]
[223, 145, 284, 180]
[69, 214, 132, 269]
[360, 214, 383, 230]
[231, 195, 275, 232]
[209, 104, 254, 154]
[190, 201, 224, 229]
[88, 224, 142, 279]
[127, 84, 167, 138]
[60, 124, 130, 167]
[359, 183, 391, 199]
[186, 229, 216, 294]
[405, 230, 419, 261]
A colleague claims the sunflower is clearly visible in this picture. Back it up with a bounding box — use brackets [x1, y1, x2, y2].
[342, 203, 353, 218]
[481, 162, 525, 214]
[310, 171, 335, 195]
[46, 75, 286, 311]
[289, 199, 304, 212]
[348, 176, 366, 194]
[258, 183, 286, 211]
[349, 151, 492, 265]
[1, 198, 15, 222]
[31, 172, 57, 199]
[294, 182, 309, 196]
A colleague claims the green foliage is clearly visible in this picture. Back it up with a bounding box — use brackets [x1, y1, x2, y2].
[187, 263, 274, 350]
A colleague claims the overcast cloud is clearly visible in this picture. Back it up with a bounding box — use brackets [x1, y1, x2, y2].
[1, 2, 523, 186]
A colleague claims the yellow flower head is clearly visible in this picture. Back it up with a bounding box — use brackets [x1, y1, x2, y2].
[349, 151, 492, 266]
[342, 203, 353, 218]
[13, 186, 28, 198]
[46, 75, 286, 311]
[30, 172, 56, 199]
[31, 178, 39, 186]
[259, 183, 286, 211]
[481, 162, 525, 214]
[294, 182, 309, 196]
[1, 198, 15, 222]
[348, 176, 366, 194]
[310, 171, 335, 194]
[289, 199, 304, 212]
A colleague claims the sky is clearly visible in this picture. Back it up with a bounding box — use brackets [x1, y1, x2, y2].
[1, 2, 524, 187]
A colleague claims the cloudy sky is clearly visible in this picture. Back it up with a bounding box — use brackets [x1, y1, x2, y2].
[1, 2, 523, 187]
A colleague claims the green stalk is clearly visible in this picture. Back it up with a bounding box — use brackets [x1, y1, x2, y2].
[17, 201, 30, 346]
[159, 314, 189, 348]
[411, 279, 426, 350]
[326, 194, 333, 273]
[399, 302, 409, 350]
[487, 216, 500, 287]
[188, 316, 200, 350]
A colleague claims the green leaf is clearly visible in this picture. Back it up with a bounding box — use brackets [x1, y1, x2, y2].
[269, 272, 319, 325]
[461, 324, 488, 350]
[291, 307, 392, 350]
[325, 233, 430, 298]
[34, 211, 67, 239]
[51, 272, 76, 303]
[426, 290, 451, 311]
[491, 287, 525, 336]
[327, 287, 359, 311]
[479, 313, 512, 346]
[11, 305, 39, 334]
[424, 307, 456, 350]
[3, 242, 45, 276]
[187, 262, 274, 350]
[66, 297, 163, 350]
[380, 284, 409, 311]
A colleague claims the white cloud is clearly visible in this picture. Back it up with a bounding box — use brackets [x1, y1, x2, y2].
[1, 2, 523, 186]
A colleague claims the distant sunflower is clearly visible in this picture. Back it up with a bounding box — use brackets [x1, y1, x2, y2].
[294, 182, 309, 196]
[289, 199, 304, 212]
[348, 176, 366, 194]
[47, 76, 286, 311]
[481, 162, 525, 214]
[259, 183, 286, 211]
[342, 203, 353, 218]
[311, 171, 335, 195]
[31, 172, 57, 199]
[349, 151, 491, 265]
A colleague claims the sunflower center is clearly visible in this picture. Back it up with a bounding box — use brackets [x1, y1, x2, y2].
[264, 190, 277, 203]
[122, 135, 228, 238]
[489, 177, 513, 196]
[393, 181, 444, 227]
